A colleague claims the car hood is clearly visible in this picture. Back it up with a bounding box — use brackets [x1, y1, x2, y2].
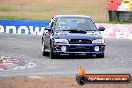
[53, 31, 102, 40]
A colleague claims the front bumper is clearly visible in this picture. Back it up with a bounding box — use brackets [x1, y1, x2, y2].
[52, 43, 105, 55]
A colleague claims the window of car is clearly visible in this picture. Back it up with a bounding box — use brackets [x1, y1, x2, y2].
[54, 17, 97, 31]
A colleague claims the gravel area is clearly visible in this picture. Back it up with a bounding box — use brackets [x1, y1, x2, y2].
[0, 77, 132, 88]
[0, 33, 132, 77]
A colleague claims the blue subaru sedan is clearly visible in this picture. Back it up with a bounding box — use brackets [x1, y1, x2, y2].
[42, 15, 105, 59]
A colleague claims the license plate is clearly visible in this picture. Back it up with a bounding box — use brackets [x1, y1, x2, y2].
[76, 46, 86, 49]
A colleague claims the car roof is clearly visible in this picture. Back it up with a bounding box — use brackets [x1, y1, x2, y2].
[54, 15, 90, 19]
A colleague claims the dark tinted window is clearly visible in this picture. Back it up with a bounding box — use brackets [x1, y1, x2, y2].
[55, 17, 97, 31]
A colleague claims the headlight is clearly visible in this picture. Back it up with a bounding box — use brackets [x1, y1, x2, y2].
[92, 39, 105, 44]
[54, 39, 69, 44]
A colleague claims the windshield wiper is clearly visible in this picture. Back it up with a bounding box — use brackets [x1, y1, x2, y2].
[85, 30, 97, 31]
[62, 29, 96, 31]
[63, 29, 87, 33]
[62, 29, 85, 32]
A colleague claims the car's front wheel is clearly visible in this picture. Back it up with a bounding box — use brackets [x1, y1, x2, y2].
[50, 45, 58, 59]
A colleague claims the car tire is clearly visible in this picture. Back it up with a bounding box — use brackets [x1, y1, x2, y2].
[42, 37, 43, 44]
[96, 53, 104, 58]
[42, 42, 48, 56]
[50, 46, 58, 59]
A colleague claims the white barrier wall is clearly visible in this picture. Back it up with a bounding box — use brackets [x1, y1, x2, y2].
[0, 20, 132, 39]
[96, 23, 132, 39]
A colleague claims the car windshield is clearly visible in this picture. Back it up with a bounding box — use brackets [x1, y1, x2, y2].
[54, 17, 97, 31]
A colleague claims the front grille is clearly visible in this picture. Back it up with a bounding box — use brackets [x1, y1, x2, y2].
[69, 39, 92, 44]
[68, 46, 93, 52]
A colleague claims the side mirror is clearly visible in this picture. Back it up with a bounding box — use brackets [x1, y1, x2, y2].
[45, 27, 52, 32]
[98, 27, 105, 31]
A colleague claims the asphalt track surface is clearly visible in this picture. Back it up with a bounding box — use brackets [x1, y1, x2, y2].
[0, 33, 132, 77]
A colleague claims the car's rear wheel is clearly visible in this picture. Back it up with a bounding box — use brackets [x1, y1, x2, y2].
[96, 53, 104, 58]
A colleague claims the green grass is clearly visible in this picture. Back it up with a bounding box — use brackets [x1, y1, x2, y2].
[0, 16, 50, 21]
